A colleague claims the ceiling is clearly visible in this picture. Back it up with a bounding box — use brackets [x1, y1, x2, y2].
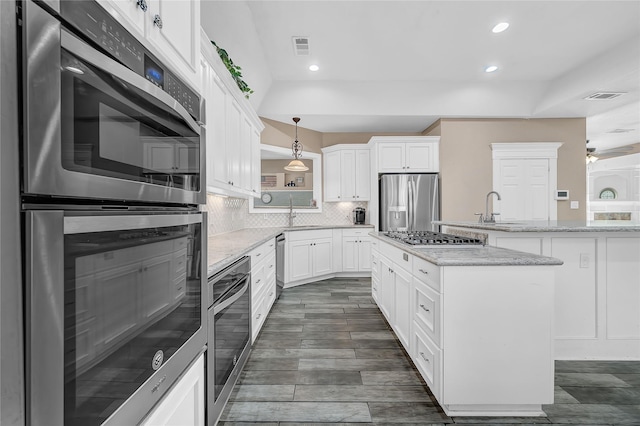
[200, 1, 640, 155]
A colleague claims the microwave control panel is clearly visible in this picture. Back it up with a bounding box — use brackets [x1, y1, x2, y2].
[59, 0, 200, 121]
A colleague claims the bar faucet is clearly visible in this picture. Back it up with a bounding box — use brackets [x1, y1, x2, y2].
[484, 191, 501, 223]
[288, 195, 296, 227]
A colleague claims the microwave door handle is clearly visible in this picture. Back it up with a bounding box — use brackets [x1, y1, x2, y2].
[59, 29, 200, 134]
[213, 278, 249, 315]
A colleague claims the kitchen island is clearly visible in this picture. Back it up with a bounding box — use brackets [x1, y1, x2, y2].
[437, 220, 640, 360]
[370, 232, 562, 417]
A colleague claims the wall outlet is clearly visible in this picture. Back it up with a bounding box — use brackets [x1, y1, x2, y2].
[579, 253, 590, 268]
[570, 201, 579, 209]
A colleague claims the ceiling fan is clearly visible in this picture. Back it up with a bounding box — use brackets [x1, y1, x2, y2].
[586, 141, 638, 163]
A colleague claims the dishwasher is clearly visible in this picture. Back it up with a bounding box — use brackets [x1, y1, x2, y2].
[276, 233, 285, 299]
[207, 256, 251, 425]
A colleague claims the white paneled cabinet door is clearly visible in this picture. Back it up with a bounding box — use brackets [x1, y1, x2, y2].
[378, 143, 405, 172]
[324, 150, 341, 201]
[141, 353, 205, 426]
[146, 0, 200, 90]
[405, 142, 434, 172]
[312, 239, 333, 276]
[251, 127, 262, 195]
[498, 158, 549, 221]
[342, 237, 358, 272]
[393, 266, 412, 350]
[357, 238, 372, 271]
[240, 116, 253, 192]
[202, 60, 230, 188]
[379, 256, 394, 322]
[354, 149, 371, 200]
[340, 150, 356, 200]
[226, 98, 242, 188]
[288, 240, 313, 281]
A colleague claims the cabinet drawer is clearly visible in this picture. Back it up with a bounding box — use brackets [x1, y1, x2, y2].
[248, 238, 274, 265]
[371, 238, 379, 253]
[263, 281, 277, 313]
[342, 228, 371, 238]
[264, 252, 276, 280]
[173, 248, 188, 276]
[380, 241, 413, 272]
[413, 322, 442, 401]
[413, 279, 441, 345]
[251, 263, 266, 298]
[371, 275, 379, 302]
[173, 236, 188, 251]
[371, 252, 380, 277]
[286, 229, 333, 241]
[413, 256, 440, 292]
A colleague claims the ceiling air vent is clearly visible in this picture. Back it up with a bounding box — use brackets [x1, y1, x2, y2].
[292, 37, 310, 56]
[584, 92, 626, 100]
[606, 128, 635, 134]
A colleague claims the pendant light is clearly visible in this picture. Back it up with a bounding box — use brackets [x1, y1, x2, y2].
[284, 117, 309, 172]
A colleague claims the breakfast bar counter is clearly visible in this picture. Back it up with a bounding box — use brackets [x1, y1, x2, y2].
[437, 220, 640, 360]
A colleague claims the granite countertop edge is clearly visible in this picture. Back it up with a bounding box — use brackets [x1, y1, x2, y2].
[370, 232, 563, 266]
[207, 224, 375, 277]
[434, 220, 640, 232]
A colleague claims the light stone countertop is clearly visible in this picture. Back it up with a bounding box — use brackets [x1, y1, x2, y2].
[207, 225, 375, 277]
[370, 232, 563, 267]
[435, 220, 640, 232]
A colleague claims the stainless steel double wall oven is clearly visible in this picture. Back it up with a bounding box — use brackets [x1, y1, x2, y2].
[20, 1, 206, 425]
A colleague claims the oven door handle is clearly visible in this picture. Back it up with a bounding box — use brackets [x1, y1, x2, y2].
[213, 277, 250, 315]
[59, 29, 200, 135]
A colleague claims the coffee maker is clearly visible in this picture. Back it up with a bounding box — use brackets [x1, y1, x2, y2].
[353, 207, 366, 225]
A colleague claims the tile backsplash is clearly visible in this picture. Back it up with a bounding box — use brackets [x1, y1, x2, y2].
[204, 194, 369, 235]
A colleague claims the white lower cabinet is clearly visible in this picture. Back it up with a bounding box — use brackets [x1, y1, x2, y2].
[374, 237, 555, 417]
[342, 229, 372, 272]
[141, 353, 205, 426]
[285, 230, 334, 285]
[249, 238, 276, 343]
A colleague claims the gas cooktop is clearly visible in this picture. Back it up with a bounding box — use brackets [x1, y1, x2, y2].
[383, 230, 484, 247]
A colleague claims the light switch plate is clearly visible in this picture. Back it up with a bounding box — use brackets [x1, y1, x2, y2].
[570, 201, 579, 209]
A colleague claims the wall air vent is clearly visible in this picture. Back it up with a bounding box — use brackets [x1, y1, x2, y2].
[584, 92, 626, 100]
[292, 37, 310, 56]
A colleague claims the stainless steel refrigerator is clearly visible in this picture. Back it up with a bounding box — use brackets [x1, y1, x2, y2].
[379, 174, 440, 232]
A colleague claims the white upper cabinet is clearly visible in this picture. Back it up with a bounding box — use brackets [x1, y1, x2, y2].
[200, 30, 264, 198]
[96, 0, 201, 91]
[371, 136, 440, 173]
[322, 145, 371, 202]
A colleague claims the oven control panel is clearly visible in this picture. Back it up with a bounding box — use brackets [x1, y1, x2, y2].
[59, 0, 200, 121]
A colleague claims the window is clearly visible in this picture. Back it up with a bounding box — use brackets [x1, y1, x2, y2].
[599, 188, 617, 199]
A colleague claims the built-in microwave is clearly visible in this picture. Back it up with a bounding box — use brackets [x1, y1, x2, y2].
[25, 209, 207, 425]
[20, 0, 205, 206]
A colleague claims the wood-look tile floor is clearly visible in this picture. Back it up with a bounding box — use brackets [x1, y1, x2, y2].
[219, 278, 640, 425]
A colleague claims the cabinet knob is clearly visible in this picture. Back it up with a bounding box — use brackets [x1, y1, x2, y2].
[337, 196, 341, 198]
[153, 14, 163, 29]
[136, 0, 148, 11]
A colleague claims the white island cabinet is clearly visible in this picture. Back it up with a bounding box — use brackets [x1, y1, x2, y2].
[371, 233, 561, 417]
[439, 220, 640, 360]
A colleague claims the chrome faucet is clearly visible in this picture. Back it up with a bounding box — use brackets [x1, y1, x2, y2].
[484, 191, 501, 223]
[288, 195, 296, 227]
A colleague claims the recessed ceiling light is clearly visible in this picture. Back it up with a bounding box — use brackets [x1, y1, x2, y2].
[492, 22, 510, 33]
[485, 65, 498, 73]
[309, 64, 319, 72]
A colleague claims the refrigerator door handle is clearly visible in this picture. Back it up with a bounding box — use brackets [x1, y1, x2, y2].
[408, 178, 415, 231]
[431, 176, 439, 232]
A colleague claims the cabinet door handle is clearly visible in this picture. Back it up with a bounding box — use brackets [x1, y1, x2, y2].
[269, 292, 274, 297]
[419, 352, 430, 362]
[153, 14, 163, 29]
[256, 313, 261, 320]
[256, 253, 261, 257]
[136, 0, 148, 11]
[373, 286, 377, 291]
[269, 264, 273, 268]
[419, 269, 428, 275]
[419, 304, 430, 313]
[256, 279, 261, 284]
